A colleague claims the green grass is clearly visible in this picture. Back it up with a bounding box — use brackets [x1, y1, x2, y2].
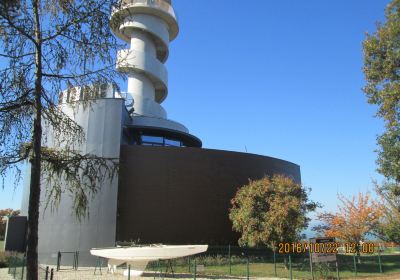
[148, 254, 400, 280]
[0, 241, 4, 252]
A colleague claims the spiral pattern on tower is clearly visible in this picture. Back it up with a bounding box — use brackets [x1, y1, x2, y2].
[111, 0, 178, 119]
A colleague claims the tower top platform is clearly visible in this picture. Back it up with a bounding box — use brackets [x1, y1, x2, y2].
[111, 0, 179, 43]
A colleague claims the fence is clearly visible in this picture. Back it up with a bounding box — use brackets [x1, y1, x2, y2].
[147, 249, 400, 280]
[6, 246, 400, 279]
[56, 251, 79, 271]
[7, 256, 25, 280]
[7, 256, 54, 280]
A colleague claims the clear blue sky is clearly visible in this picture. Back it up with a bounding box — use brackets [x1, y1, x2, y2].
[0, 0, 389, 218]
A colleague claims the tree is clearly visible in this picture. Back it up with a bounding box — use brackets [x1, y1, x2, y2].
[0, 1, 125, 278]
[0, 208, 20, 219]
[0, 208, 20, 239]
[363, 0, 400, 133]
[363, 0, 400, 245]
[374, 182, 400, 243]
[229, 175, 318, 251]
[315, 192, 383, 255]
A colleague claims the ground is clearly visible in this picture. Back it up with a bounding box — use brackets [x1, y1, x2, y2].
[0, 268, 13, 279]
[346, 274, 400, 280]
[3, 250, 400, 279]
[3, 267, 400, 279]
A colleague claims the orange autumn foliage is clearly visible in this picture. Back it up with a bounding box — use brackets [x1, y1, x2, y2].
[317, 192, 383, 246]
[0, 208, 20, 222]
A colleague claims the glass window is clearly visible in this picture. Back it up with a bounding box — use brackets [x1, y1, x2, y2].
[142, 135, 164, 144]
[165, 138, 181, 147]
[131, 134, 186, 147]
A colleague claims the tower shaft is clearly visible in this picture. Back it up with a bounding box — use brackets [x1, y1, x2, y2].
[112, 1, 176, 117]
[111, 0, 201, 147]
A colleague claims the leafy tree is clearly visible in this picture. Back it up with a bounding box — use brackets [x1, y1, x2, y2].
[363, 0, 400, 133]
[229, 175, 318, 251]
[374, 182, 400, 243]
[0, 209, 20, 219]
[363, 0, 400, 244]
[0, 0, 125, 278]
[0, 208, 20, 239]
[314, 192, 383, 255]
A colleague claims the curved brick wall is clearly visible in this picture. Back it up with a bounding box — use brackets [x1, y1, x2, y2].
[117, 145, 301, 245]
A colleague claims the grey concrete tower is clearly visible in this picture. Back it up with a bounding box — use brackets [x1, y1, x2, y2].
[111, 0, 201, 147]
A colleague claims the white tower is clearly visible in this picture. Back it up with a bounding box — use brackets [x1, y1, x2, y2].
[111, 0, 201, 147]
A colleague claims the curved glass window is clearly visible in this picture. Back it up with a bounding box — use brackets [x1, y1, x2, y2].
[132, 134, 185, 147]
[165, 139, 181, 147]
[142, 135, 164, 145]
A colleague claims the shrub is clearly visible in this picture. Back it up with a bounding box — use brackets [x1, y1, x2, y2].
[0, 251, 11, 268]
[0, 251, 23, 268]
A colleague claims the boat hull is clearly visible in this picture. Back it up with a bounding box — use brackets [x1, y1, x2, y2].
[90, 245, 208, 276]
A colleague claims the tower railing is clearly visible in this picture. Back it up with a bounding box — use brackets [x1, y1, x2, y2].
[118, 0, 177, 19]
[116, 91, 134, 110]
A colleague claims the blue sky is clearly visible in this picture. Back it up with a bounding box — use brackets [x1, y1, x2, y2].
[0, 0, 390, 221]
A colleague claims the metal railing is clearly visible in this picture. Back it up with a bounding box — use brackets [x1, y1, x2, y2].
[38, 265, 54, 280]
[56, 251, 79, 271]
[7, 256, 25, 280]
[119, 0, 177, 20]
[6, 246, 400, 280]
[8, 256, 54, 280]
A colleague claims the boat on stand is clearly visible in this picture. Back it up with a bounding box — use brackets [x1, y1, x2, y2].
[90, 244, 208, 277]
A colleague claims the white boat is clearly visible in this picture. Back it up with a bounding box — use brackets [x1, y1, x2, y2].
[90, 244, 208, 276]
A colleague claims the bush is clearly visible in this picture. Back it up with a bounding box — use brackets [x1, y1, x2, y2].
[0, 251, 23, 268]
[0, 251, 11, 268]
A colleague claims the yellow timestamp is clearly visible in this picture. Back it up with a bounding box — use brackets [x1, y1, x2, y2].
[278, 242, 376, 254]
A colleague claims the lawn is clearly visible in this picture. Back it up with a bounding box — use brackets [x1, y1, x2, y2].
[148, 253, 400, 280]
[0, 241, 4, 252]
